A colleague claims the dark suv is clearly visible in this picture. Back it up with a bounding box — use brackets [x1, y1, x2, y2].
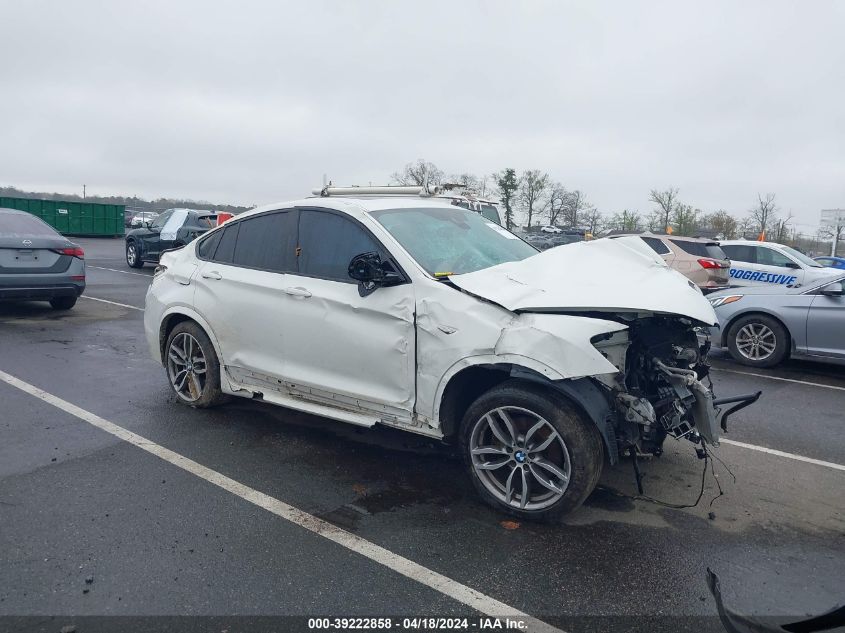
[125, 208, 217, 268]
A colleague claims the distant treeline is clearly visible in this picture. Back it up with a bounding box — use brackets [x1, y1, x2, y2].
[0, 186, 251, 215]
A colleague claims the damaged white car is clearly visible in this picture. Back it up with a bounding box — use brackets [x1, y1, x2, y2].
[144, 189, 759, 520]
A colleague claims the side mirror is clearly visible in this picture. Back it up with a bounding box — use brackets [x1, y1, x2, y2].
[784, 261, 801, 269]
[348, 252, 385, 284]
[348, 252, 402, 296]
[820, 281, 845, 297]
[143, 220, 153, 228]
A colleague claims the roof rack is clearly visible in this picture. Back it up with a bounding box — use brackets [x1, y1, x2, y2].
[312, 184, 444, 198]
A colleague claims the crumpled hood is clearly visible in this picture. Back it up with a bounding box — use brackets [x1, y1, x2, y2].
[450, 237, 717, 325]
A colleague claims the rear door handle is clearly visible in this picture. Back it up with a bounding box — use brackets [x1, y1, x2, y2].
[284, 286, 312, 298]
[201, 270, 222, 280]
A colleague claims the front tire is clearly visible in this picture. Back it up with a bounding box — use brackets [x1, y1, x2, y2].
[459, 380, 603, 522]
[126, 241, 144, 268]
[727, 314, 788, 367]
[165, 321, 228, 408]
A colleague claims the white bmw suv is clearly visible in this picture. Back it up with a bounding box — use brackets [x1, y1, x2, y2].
[145, 191, 755, 520]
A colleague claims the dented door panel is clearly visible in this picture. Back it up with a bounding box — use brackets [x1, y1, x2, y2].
[279, 274, 416, 417]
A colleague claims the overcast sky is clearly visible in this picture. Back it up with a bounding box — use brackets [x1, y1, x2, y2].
[2, 1, 843, 229]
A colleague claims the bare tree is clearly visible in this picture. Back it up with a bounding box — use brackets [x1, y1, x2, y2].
[547, 183, 568, 226]
[391, 159, 444, 186]
[494, 169, 520, 230]
[749, 193, 778, 236]
[649, 187, 679, 233]
[644, 211, 664, 233]
[447, 172, 481, 191]
[584, 207, 604, 236]
[737, 217, 757, 239]
[818, 223, 844, 256]
[518, 170, 550, 228]
[672, 204, 699, 236]
[702, 210, 739, 239]
[562, 189, 591, 228]
[608, 209, 642, 232]
[772, 211, 794, 243]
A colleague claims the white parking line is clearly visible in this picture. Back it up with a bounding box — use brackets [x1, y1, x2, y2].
[80, 296, 144, 311]
[712, 367, 845, 392]
[89, 265, 153, 278]
[0, 369, 563, 633]
[721, 438, 845, 472]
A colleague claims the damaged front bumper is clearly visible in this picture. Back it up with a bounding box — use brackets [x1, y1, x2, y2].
[651, 359, 761, 446]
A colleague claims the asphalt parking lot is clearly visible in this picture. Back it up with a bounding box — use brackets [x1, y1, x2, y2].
[1, 237, 843, 633]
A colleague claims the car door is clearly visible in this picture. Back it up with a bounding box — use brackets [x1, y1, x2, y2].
[142, 209, 174, 261]
[193, 210, 299, 384]
[805, 279, 845, 359]
[723, 244, 803, 287]
[279, 208, 416, 419]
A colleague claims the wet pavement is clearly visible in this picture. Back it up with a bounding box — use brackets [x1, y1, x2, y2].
[1, 238, 843, 632]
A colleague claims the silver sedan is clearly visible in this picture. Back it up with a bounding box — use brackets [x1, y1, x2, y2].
[707, 273, 845, 367]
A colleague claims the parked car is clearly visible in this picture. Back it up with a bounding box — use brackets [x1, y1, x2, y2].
[126, 208, 217, 268]
[540, 225, 563, 234]
[708, 273, 845, 367]
[813, 256, 845, 270]
[719, 240, 840, 288]
[129, 211, 160, 228]
[608, 233, 730, 292]
[145, 193, 757, 520]
[0, 207, 85, 309]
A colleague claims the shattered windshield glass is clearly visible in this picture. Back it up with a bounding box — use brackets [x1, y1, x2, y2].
[370, 207, 537, 276]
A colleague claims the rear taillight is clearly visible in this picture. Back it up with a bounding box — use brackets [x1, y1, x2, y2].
[697, 258, 724, 270]
[53, 247, 84, 259]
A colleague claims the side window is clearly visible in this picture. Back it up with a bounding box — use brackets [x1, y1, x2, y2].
[197, 230, 222, 260]
[722, 245, 756, 263]
[151, 210, 174, 229]
[298, 210, 381, 282]
[230, 211, 297, 272]
[480, 205, 502, 225]
[640, 236, 672, 255]
[758, 247, 794, 267]
[213, 222, 240, 264]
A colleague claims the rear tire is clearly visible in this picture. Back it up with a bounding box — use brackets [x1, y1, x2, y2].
[126, 241, 144, 268]
[49, 296, 77, 310]
[459, 380, 603, 522]
[164, 321, 229, 408]
[727, 314, 789, 368]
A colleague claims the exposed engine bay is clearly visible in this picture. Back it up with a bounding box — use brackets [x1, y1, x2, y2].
[594, 316, 759, 466]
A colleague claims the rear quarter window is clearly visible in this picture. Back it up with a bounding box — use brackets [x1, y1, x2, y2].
[196, 230, 222, 260]
[640, 236, 672, 255]
[670, 239, 728, 260]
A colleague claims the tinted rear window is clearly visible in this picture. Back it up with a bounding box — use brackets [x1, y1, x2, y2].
[721, 244, 756, 263]
[0, 212, 56, 236]
[670, 239, 727, 260]
[640, 236, 672, 255]
[231, 211, 297, 273]
[197, 230, 222, 260]
[197, 215, 217, 228]
[212, 223, 240, 263]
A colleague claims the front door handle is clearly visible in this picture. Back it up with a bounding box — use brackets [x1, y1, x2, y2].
[284, 286, 312, 298]
[201, 270, 222, 280]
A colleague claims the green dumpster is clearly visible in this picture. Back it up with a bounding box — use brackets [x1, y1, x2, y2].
[0, 196, 125, 237]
